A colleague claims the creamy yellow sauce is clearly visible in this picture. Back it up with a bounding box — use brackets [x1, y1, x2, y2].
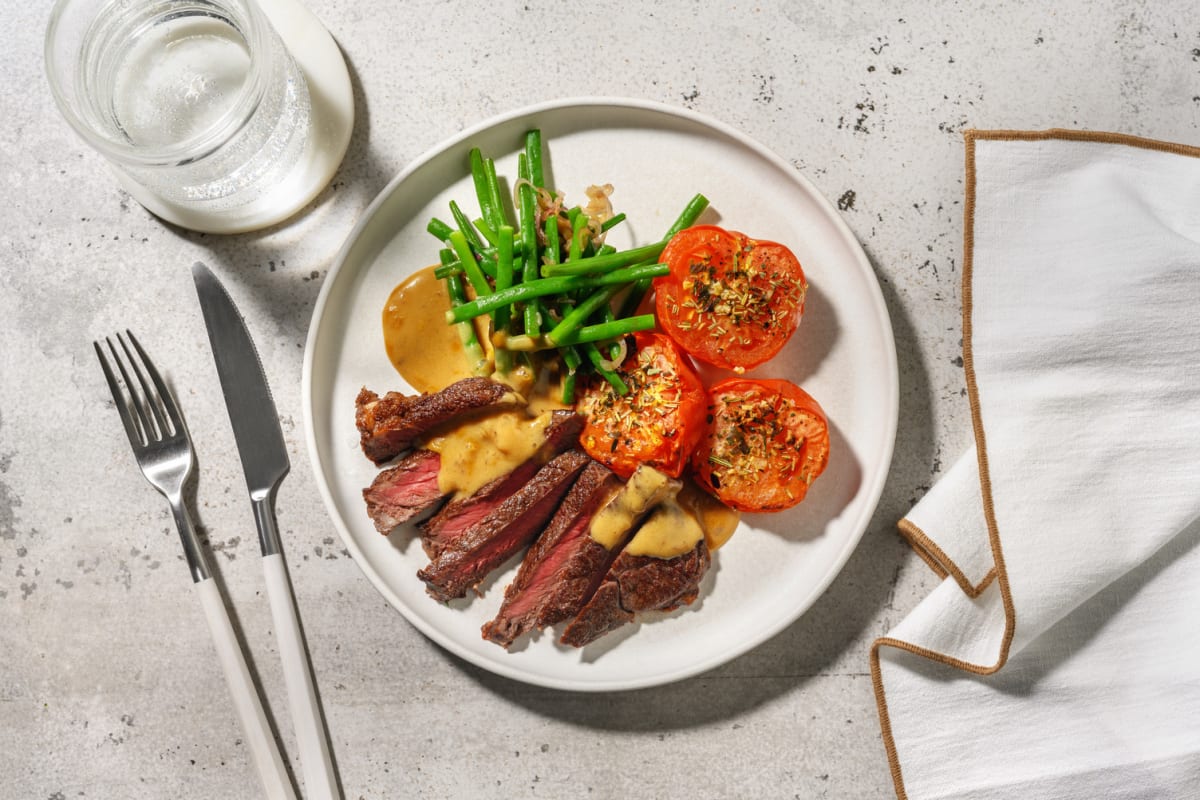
[624, 498, 706, 558]
[382, 268, 573, 498]
[588, 465, 677, 550]
[423, 409, 552, 497]
[383, 266, 569, 407]
[677, 479, 741, 552]
[382, 266, 474, 393]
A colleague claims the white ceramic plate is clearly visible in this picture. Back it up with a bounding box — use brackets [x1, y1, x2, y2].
[303, 98, 898, 691]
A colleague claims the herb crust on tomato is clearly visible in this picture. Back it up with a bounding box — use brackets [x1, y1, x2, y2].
[576, 332, 707, 479]
[654, 225, 807, 372]
[692, 378, 829, 512]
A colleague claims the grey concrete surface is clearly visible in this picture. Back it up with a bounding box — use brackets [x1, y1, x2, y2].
[3, 2, 1198, 798]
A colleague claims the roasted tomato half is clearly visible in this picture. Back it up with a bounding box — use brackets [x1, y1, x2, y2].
[654, 225, 807, 371]
[576, 332, 707, 479]
[692, 378, 829, 512]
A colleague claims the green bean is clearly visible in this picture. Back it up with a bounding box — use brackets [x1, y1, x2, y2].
[517, 152, 541, 335]
[473, 217, 497, 245]
[495, 225, 515, 293]
[428, 217, 454, 241]
[546, 285, 620, 345]
[584, 342, 629, 394]
[525, 129, 544, 188]
[505, 315, 654, 351]
[436, 245, 460, 278]
[568, 213, 588, 263]
[449, 200, 486, 252]
[446, 263, 669, 325]
[600, 212, 626, 233]
[599, 302, 622, 360]
[493, 225, 516, 374]
[543, 215, 560, 267]
[541, 240, 666, 277]
[470, 148, 502, 232]
[468, 220, 527, 259]
[560, 345, 582, 404]
[562, 345, 582, 374]
[445, 270, 469, 304]
[494, 225, 515, 374]
[439, 253, 502, 280]
[556, 315, 655, 347]
[666, 193, 710, 237]
[484, 157, 507, 227]
[560, 370, 577, 404]
[444, 273, 489, 375]
[448, 230, 491, 299]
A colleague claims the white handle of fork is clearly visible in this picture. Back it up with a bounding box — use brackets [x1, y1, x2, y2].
[263, 553, 342, 800]
[195, 577, 297, 800]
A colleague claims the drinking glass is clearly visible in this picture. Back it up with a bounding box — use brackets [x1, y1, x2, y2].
[45, 0, 319, 233]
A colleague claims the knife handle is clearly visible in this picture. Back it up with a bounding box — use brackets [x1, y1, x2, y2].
[263, 553, 342, 800]
[195, 577, 298, 800]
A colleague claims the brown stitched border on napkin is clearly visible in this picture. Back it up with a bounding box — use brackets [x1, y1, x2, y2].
[897, 518, 996, 598]
[869, 128, 1200, 800]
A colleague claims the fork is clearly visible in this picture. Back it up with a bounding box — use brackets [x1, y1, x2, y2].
[95, 331, 297, 800]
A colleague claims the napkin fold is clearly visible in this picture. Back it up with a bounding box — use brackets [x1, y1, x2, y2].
[872, 130, 1200, 799]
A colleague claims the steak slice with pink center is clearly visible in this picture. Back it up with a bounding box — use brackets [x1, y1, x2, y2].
[481, 461, 619, 647]
[482, 463, 677, 648]
[417, 450, 591, 603]
[361, 449, 444, 533]
[420, 411, 583, 560]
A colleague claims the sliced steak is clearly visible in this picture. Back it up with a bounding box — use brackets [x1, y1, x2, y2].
[417, 450, 591, 603]
[420, 410, 583, 560]
[482, 463, 675, 648]
[481, 461, 618, 647]
[561, 501, 712, 648]
[421, 460, 538, 560]
[362, 449, 445, 533]
[356, 377, 522, 464]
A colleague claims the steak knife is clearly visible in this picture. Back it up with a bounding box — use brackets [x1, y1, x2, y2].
[192, 261, 342, 800]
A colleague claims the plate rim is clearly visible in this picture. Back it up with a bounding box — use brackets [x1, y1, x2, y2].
[302, 96, 899, 691]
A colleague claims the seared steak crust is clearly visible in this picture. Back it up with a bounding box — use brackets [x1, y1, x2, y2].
[362, 449, 445, 533]
[356, 377, 521, 464]
[417, 450, 591, 602]
[560, 539, 711, 648]
[482, 461, 619, 647]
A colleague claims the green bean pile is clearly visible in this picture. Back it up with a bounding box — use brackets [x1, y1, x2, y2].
[426, 129, 708, 402]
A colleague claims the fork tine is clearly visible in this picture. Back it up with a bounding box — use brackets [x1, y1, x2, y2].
[105, 335, 155, 443]
[126, 330, 183, 437]
[94, 338, 146, 448]
[114, 331, 169, 440]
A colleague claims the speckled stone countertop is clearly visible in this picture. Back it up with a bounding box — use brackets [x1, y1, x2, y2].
[3, 2, 1198, 798]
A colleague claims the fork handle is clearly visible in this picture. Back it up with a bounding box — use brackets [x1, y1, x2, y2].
[196, 577, 298, 800]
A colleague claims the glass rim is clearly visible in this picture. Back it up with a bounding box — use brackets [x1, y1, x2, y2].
[44, 0, 274, 168]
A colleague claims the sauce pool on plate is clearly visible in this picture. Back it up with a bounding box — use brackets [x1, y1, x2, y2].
[382, 265, 474, 394]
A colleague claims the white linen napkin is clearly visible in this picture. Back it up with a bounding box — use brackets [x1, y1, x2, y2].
[872, 130, 1200, 800]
